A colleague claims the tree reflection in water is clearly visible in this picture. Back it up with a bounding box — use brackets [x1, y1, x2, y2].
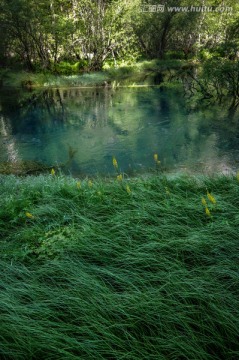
[0, 87, 239, 176]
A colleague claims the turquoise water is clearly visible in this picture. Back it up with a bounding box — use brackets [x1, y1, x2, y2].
[0, 87, 239, 176]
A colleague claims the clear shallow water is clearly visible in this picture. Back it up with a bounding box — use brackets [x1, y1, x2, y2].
[0, 86, 239, 176]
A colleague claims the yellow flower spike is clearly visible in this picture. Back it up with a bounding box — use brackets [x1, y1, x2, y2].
[126, 185, 131, 195]
[154, 153, 158, 162]
[26, 212, 34, 219]
[88, 180, 93, 188]
[112, 156, 118, 168]
[205, 207, 211, 217]
[157, 160, 161, 165]
[51, 168, 55, 176]
[201, 197, 207, 206]
[117, 174, 123, 182]
[76, 181, 81, 189]
[207, 191, 216, 204]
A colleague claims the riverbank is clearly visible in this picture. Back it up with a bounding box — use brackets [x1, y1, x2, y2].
[0, 59, 197, 89]
[0, 173, 239, 359]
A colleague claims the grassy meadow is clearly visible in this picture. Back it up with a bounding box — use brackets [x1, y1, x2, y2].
[0, 171, 239, 359]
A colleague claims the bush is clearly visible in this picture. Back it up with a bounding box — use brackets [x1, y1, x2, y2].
[54, 60, 88, 75]
[199, 49, 221, 61]
[72, 59, 88, 72]
[165, 50, 185, 60]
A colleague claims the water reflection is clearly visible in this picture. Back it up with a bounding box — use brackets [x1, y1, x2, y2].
[0, 115, 20, 163]
[0, 87, 239, 176]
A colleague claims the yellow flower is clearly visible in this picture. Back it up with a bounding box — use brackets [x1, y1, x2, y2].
[205, 207, 211, 217]
[207, 192, 216, 204]
[112, 156, 118, 168]
[51, 168, 55, 176]
[76, 181, 81, 189]
[165, 187, 170, 195]
[26, 212, 34, 219]
[157, 160, 161, 165]
[88, 180, 93, 188]
[117, 174, 123, 181]
[154, 153, 158, 162]
[126, 185, 131, 194]
[237, 171, 239, 182]
[201, 197, 207, 206]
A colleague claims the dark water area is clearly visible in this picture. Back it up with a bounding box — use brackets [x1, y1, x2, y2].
[0, 86, 239, 176]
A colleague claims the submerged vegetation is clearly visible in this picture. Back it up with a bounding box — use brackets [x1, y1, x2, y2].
[0, 160, 53, 175]
[0, 171, 239, 359]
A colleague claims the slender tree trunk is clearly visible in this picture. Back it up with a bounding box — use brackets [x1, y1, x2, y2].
[157, 16, 172, 59]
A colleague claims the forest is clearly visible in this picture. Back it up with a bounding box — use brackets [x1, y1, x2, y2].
[1, 0, 239, 105]
[0, 0, 238, 71]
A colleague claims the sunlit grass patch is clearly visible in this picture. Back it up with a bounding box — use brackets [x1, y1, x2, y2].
[0, 59, 193, 89]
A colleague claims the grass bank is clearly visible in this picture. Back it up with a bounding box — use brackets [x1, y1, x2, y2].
[0, 59, 196, 89]
[0, 173, 239, 359]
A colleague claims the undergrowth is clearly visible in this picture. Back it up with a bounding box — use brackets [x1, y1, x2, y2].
[0, 59, 191, 88]
[0, 173, 239, 359]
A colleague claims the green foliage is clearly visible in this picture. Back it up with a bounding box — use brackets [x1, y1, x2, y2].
[73, 60, 89, 72]
[0, 0, 239, 72]
[54, 61, 88, 75]
[165, 50, 185, 60]
[182, 57, 239, 105]
[32, 227, 77, 258]
[0, 0, 138, 71]
[199, 49, 215, 61]
[0, 59, 191, 88]
[202, 59, 239, 101]
[0, 173, 239, 358]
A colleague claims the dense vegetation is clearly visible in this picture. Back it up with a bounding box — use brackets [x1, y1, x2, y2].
[0, 173, 239, 359]
[1, 0, 239, 105]
[1, 2, 239, 358]
[1, 0, 238, 71]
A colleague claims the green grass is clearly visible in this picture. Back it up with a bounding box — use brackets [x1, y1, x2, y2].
[0, 59, 195, 89]
[0, 173, 239, 359]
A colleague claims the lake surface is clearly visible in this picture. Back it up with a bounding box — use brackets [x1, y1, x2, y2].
[0, 86, 239, 176]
